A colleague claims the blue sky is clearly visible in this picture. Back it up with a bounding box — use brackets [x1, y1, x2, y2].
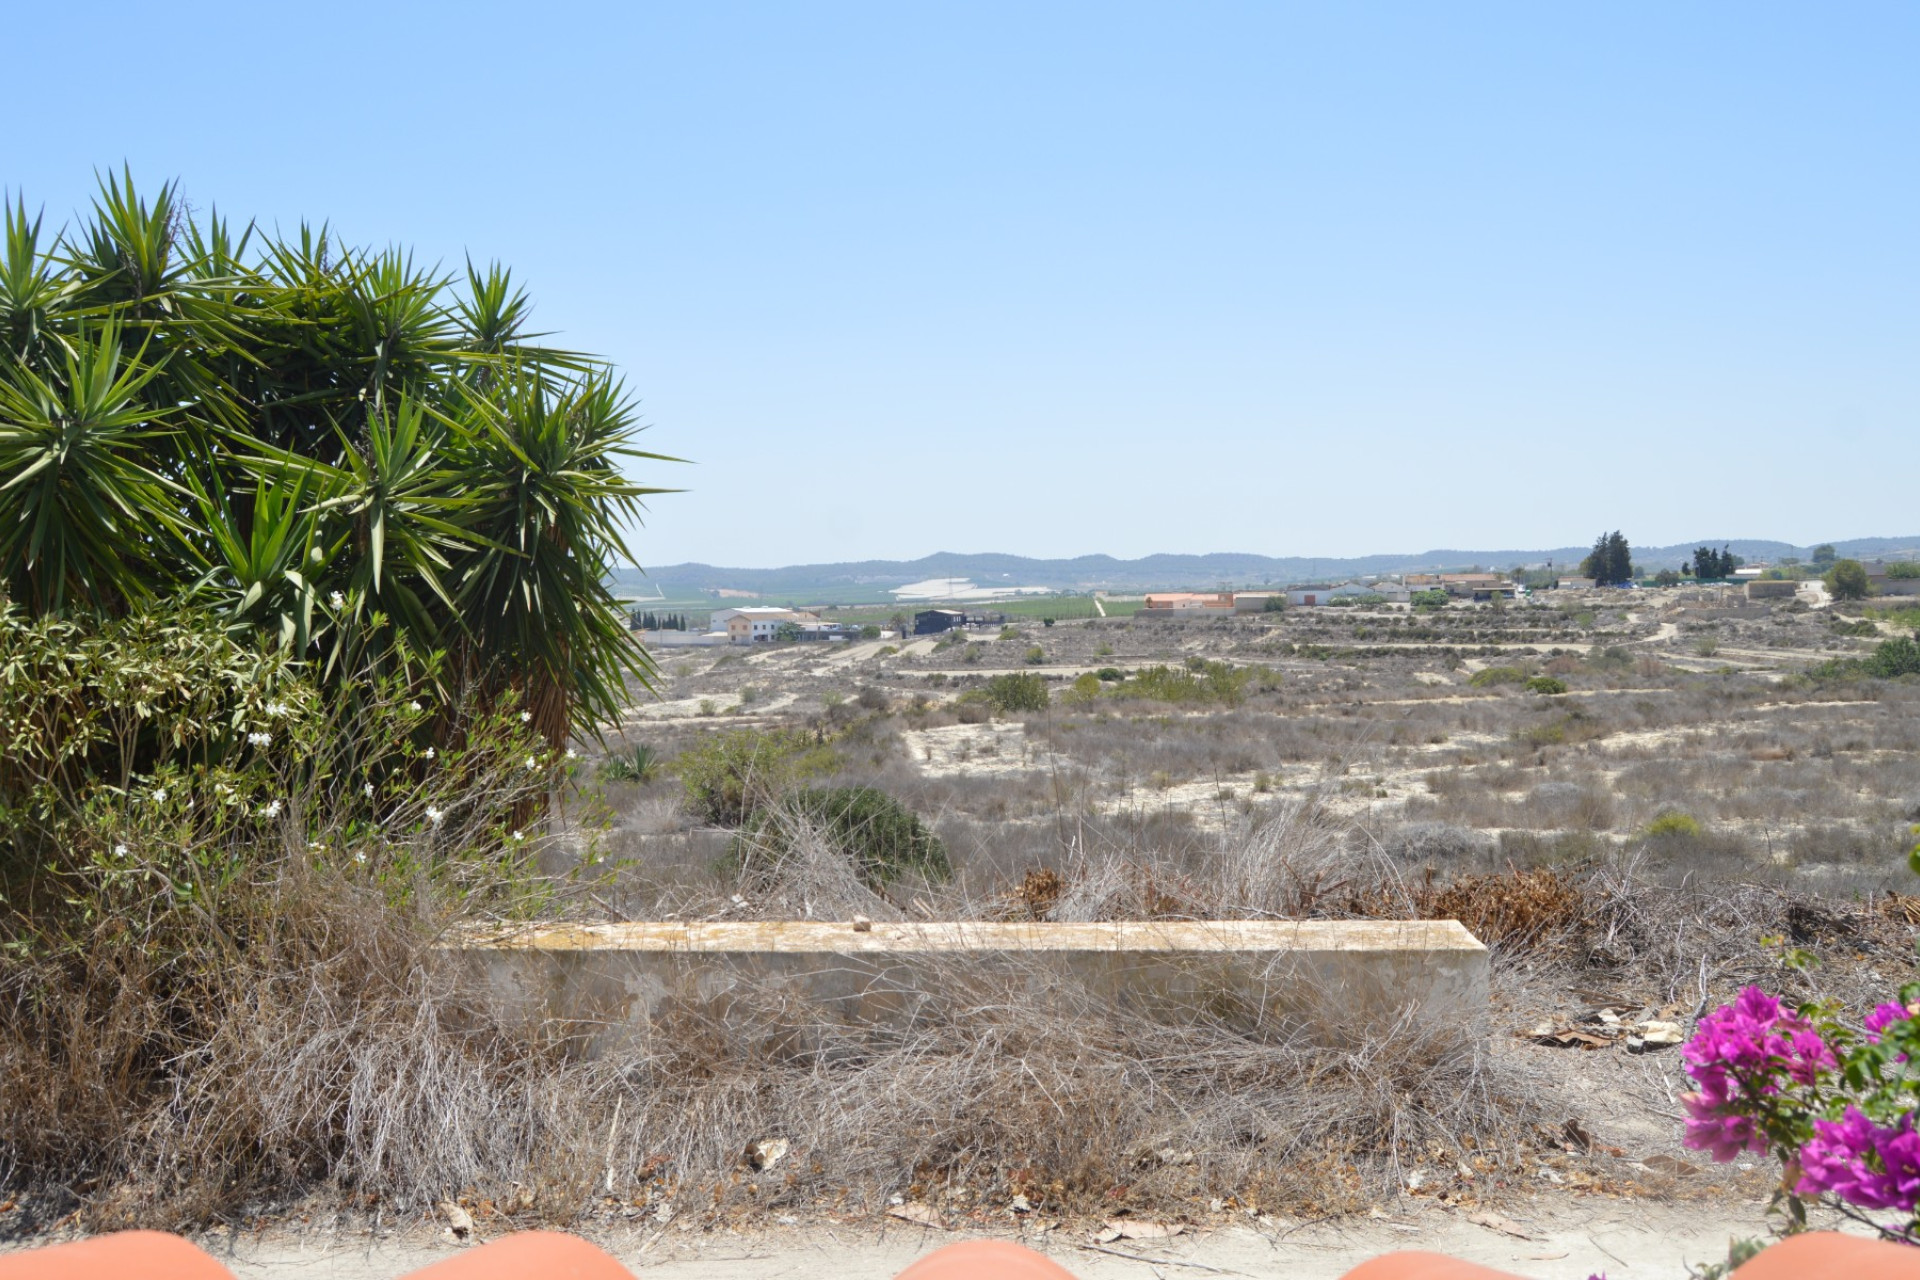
[11, 2, 1917, 567]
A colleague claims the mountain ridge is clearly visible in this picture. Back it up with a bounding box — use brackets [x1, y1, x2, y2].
[615, 537, 1920, 599]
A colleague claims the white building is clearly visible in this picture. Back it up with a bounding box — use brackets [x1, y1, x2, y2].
[717, 607, 822, 644]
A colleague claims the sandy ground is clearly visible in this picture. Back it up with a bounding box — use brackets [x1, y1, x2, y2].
[190, 1197, 1805, 1280]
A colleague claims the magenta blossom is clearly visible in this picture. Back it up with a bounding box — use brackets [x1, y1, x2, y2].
[1682, 1092, 1768, 1162]
[1680, 986, 1838, 1163]
[1797, 1108, 1920, 1213]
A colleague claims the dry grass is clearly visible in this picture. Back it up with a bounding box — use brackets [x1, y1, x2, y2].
[0, 861, 623, 1230]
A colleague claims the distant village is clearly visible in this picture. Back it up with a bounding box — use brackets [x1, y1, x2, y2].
[631, 558, 1918, 646]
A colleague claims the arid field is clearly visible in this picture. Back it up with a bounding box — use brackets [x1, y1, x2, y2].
[539, 584, 1920, 1234]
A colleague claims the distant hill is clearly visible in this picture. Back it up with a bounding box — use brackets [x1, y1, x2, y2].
[615, 537, 1920, 602]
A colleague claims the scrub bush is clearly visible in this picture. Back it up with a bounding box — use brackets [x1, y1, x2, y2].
[985, 673, 1050, 714]
[673, 728, 838, 825]
[738, 786, 951, 888]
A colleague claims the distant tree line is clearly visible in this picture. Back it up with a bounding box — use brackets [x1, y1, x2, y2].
[1687, 546, 1741, 579]
[633, 611, 691, 630]
[1581, 532, 1636, 586]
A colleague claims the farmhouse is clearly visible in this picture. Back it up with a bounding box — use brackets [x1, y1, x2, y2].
[1439, 573, 1517, 600]
[1864, 562, 1920, 597]
[1285, 582, 1375, 606]
[1142, 592, 1236, 615]
[722, 607, 823, 644]
[913, 609, 968, 635]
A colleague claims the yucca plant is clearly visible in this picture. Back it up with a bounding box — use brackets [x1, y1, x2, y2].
[600, 743, 663, 784]
[0, 171, 678, 744]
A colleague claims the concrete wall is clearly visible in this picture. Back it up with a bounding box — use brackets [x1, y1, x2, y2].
[1746, 580, 1798, 600]
[461, 919, 1489, 1057]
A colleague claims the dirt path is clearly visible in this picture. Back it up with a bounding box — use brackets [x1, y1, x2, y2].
[205, 1197, 1799, 1280]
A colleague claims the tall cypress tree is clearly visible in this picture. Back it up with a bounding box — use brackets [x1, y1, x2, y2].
[1581, 533, 1610, 582]
[1605, 532, 1634, 585]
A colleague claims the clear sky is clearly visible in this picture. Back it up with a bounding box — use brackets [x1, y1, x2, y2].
[10, 2, 1917, 567]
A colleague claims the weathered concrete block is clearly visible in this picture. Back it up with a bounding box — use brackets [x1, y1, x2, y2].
[461, 920, 1487, 1056]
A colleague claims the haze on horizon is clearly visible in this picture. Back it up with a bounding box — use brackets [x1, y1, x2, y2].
[11, 2, 1916, 569]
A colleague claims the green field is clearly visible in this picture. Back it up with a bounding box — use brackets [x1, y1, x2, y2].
[618, 593, 1155, 630]
[799, 595, 1146, 625]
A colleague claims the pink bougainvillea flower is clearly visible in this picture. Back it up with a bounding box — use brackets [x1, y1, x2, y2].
[1798, 1108, 1920, 1212]
[1682, 1091, 1768, 1162]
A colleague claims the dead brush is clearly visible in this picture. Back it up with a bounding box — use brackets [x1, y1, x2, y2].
[0, 859, 627, 1230]
[1412, 866, 1585, 953]
[598, 948, 1543, 1223]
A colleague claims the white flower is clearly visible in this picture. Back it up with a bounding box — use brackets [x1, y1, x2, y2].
[425, 747, 436, 760]
[525, 755, 538, 770]
[510, 830, 524, 842]
[363, 782, 375, 798]
[247, 730, 271, 747]
[151, 787, 167, 803]
[329, 590, 346, 609]
[565, 747, 578, 760]
[113, 844, 128, 858]
[265, 700, 289, 718]
[520, 710, 532, 723]
[260, 798, 282, 819]
[426, 805, 445, 827]
[355, 851, 368, 865]
[409, 700, 423, 713]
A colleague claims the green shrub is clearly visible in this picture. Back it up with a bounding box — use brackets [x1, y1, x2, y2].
[600, 743, 663, 783]
[1888, 562, 1920, 580]
[672, 727, 838, 825]
[1811, 636, 1920, 682]
[1063, 672, 1103, 705]
[1518, 720, 1567, 747]
[1024, 645, 1046, 665]
[1411, 589, 1450, 610]
[1867, 636, 1920, 679]
[1643, 811, 1702, 839]
[738, 786, 950, 886]
[860, 624, 883, 640]
[985, 672, 1050, 714]
[1525, 676, 1568, 695]
[1468, 666, 1527, 688]
[997, 626, 1021, 642]
[1586, 645, 1635, 672]
[1118, 662, 1254, 706]
[1825, 559, 1872, 600]
[1095, 666, 1126, 682]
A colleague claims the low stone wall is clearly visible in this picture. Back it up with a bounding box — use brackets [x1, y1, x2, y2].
[460, 919, 1489, 1056]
